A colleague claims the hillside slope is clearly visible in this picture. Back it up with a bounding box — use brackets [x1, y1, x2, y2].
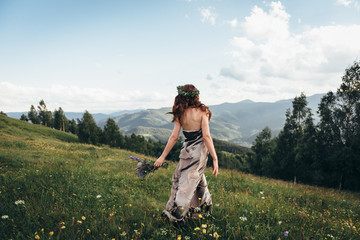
[0, 115, 359, 239]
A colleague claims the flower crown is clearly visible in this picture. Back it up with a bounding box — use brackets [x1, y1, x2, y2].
[177, 85, 200, 98]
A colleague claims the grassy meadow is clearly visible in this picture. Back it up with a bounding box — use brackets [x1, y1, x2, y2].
[0, 115, 360, 239]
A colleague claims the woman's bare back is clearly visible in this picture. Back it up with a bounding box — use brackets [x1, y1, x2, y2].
[180, 107, 206, 131]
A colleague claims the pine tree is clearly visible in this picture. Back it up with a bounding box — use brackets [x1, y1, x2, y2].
[69, 119, 78, 135]
[272, 109, 296, 181]
[248, 126, 274, 176]
[38, 100, 53, 127]
[53, 107, 68, 131]
[28, 105, 40, 124]
[316, 61, 360, 190]
[103, 118, 124, 148]
[20, 114, 29, 122]
[295, 113, 318, 184]
[77, 110, 102, 145]
[291, 93, 311, 184]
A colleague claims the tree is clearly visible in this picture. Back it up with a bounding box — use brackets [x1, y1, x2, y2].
[317, 91, 341, 188]
[20, 114, 29, 122]
[294, 113, 319, 184]
[291, 93, 312, 184]
[28, 105, 40, 124]
[53, 107, 68, 132]
[0, 111, 7, 116]
[69, 119, 78, 135]
[103, 118, 124, 148]
[248, 126, 274, 176]
[335, 61, 360, 190]
[77, 110, 102, 145]
[272, 109, 297, 181]
[38, 100, 53, 127]
[316, 61, 360, 190]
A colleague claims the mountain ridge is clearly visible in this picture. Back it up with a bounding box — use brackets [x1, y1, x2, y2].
[6, 93, 325, 146]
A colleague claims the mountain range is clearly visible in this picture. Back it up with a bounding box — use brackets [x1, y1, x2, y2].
[98, 93, 324, 146]
[6, 93, 324, 146]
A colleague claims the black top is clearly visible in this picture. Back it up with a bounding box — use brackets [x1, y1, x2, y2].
[183, 128, 202, 143]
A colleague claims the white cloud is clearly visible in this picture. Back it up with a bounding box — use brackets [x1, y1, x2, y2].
[199, 7, 218, 25]
[336, 0, 352, 7]
[227, 18, 239, 28]
[336, 0, 360, 10]
[0, 82, 172, 112]
[219, 1, 360, 101]
[240, 1, 290, 40]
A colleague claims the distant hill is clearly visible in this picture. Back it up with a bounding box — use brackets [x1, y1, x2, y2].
[6, 94, 324, 146]
[99, 93, 324, 146]
[6, 109, 143, 123]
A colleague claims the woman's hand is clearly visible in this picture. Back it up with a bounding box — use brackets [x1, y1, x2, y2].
[154, 157, 165, 168]
[212, 160, 218, 177]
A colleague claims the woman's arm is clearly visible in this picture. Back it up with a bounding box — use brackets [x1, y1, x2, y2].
[154, 119, 181, 167]
[201, 113, 219, 177]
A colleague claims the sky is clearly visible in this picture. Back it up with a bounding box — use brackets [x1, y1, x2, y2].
[1, 0, 360, 113]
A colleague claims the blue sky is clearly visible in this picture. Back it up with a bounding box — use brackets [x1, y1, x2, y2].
[1, 0, 360, 112]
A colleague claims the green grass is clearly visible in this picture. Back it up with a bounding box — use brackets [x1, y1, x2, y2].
[0, 115, 359, 239]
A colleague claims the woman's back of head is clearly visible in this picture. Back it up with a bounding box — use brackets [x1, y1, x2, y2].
[168, 84, 212, 124]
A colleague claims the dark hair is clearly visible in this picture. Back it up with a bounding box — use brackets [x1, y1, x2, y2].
[167, 84, 212, 122]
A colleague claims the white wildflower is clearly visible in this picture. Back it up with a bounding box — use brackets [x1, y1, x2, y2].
[96, 195, 102, 199]
[15, 200, 25, 205]
[160, 228, 168, 236]
[2, 215, 9, 219]
[260, 191, 264, 194]
[239, 216, 247, 221]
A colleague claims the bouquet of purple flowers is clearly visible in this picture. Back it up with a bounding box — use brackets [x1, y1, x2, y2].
[130, 156, 168, 178]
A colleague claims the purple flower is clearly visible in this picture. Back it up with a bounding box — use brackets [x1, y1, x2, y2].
[284, 231, 289, 237]
[132, 156, 168, 178]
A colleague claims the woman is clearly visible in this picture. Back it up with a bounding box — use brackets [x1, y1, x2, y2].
[154, 84, 219, 222]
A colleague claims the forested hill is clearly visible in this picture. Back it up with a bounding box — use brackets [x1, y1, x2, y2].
[6, 94, 324, 146]
[98, 93, 324, 146]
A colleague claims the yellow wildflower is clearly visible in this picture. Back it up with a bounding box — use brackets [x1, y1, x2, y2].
[81, 216, 86, 220]
[61, 226, 66, 229]
[213, 232, 220, 239]
[198, 214, 203, 218]
[77, 220, 82, 224]
[87, 229, 91, 233]
[35, 235, 40, 239]
[177, 235, 182, 240]
[194, 227, 201, 231]
[41, 228, 44, 232]
[202, 229, 206, 234]
[49, 231, 54, 236]
[202, 224, 207, 228]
